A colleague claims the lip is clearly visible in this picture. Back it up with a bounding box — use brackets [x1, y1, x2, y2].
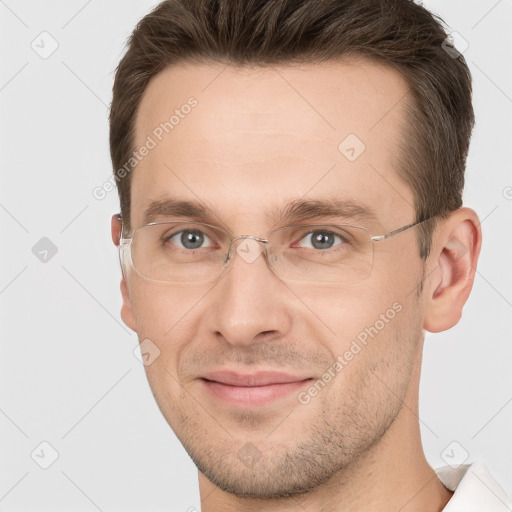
[201, 370, 310, 386]
[199, 370, 313, 407]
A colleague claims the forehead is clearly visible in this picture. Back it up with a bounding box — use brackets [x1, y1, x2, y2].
[130, 58, 414, 230]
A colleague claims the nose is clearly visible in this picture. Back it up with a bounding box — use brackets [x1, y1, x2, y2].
[208, 237, 292, 347]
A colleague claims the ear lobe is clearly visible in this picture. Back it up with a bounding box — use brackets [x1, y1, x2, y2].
[423, 208, 482, 333]
[120, 276, 137, 332]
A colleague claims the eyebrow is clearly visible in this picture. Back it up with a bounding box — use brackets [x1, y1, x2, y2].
[142, 196, 378, 228]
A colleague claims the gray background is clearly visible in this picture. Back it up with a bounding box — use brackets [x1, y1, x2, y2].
[1, 0, 511, 510]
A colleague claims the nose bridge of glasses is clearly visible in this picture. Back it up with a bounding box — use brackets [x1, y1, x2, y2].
[225, 234, 270, 266]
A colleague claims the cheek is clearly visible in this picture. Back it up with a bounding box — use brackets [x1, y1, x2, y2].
[285, 280, 403, 344]
[284, 258, 423, 378]
[318, 292, 422, 406]
[127, 278, 210, 371]
[129, 279, 205, 333]
[128, 282, 207, 417]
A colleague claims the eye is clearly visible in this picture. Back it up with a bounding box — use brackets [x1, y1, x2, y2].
[296, 229, 347, 250]
[166, 229, 214, 250]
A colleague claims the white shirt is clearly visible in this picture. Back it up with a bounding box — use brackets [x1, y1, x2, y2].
[437, 461, 512, 511]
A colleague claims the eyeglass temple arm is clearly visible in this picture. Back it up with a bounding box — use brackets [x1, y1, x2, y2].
[371, 218, 432, 242]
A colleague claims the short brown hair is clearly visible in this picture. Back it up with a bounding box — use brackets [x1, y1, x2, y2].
[109, 0, 474, 259]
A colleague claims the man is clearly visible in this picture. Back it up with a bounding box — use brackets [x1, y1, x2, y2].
[109, 0, 511, 510]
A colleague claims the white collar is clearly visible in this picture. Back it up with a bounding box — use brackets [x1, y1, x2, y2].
[436, 461, 512, 511]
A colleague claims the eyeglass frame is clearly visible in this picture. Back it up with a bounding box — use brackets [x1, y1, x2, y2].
[118, 215, 436, 283]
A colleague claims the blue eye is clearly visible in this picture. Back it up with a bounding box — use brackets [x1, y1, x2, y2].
[168, 229, 213, 250]
[298, 230, 346, 250]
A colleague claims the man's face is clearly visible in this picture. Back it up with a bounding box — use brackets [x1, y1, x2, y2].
[121, 59, 428, 497]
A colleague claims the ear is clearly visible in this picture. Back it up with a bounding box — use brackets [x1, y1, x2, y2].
[111, 214, 137, 332]
[423, 207, 482, 332]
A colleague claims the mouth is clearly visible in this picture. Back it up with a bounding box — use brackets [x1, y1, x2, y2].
[199, 370, 314, 407]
